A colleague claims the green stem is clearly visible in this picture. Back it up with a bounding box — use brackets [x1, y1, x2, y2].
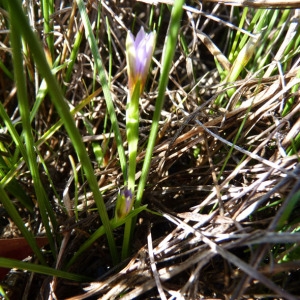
[121, 0, 185, 259]
[121, 82, 140, 260]
[41, 0, 54, 58]
[136, 0, 185, 216]
[126, 82, 141, 193]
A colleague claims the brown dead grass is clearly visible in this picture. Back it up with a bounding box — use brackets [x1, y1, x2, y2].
[1, 1, 300, 299]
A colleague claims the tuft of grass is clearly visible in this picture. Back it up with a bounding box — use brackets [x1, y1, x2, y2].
[0, 1, 300, 299]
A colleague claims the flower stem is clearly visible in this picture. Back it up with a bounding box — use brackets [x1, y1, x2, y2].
[135, 0, 184, 212]
[126, 81, 141, 192]
[122, 81, 140, 260]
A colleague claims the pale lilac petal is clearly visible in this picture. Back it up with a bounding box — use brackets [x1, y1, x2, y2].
[126, 31, 137, 89]
[126, 27, 156, 95]
[145, 33, 156, 55]
[136, 39, 148, 74]
[135, 27, 146, 46]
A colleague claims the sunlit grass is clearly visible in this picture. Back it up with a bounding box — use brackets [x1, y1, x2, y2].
[0, 0, 299, 298]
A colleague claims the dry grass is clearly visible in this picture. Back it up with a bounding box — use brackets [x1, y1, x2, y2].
[1, 1, 300, 299]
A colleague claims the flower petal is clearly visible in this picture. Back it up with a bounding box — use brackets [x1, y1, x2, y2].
[135, 27, 146, 46]
[126, 31, 137, 90]
[126, 27, 156, 96]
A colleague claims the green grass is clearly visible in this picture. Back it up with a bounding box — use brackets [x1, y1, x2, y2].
[0, 0, 184, 277]
[0, 1, 300, 298]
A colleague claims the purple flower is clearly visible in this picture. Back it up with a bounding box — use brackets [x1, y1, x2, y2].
[115, 188, 134, 220]
[126, 27, 156, 96]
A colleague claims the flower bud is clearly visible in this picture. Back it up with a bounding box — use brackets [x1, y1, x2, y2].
[126, 27, 156, 96]
[115, 188, 134, 220]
